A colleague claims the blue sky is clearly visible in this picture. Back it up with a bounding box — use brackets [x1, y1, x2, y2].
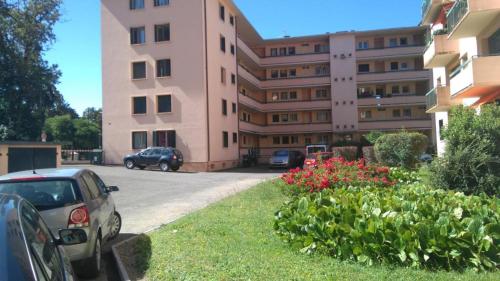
[45, 0, 423, 115]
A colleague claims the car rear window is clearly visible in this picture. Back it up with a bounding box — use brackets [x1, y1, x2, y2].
[0, 180, 82, 211]
[273, 151, 289, 157]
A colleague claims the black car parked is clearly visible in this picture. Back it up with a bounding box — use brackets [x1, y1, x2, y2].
[124, 147, 184, 172]
[0, 193, 88, 281]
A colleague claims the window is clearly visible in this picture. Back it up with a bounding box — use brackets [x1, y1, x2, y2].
[233, 132, 237, 143]
[220, 35, 226, 52]
[132, 61, 146, 79]
[132, 131, 147, 149]
[361, 110, 372, 119]
[232, 103, 236, 113]
[280, 92, 288, 100]
[400, 37, 408, 46]
[357, 41, 369, 49]
[223, 131, 228, 148]
[376, 87, 385, 96]
[231, 73, 236, 84]
[219, 4, 225, 21]
[230, 44, 235, 55]
[221, 67, 226, 84]
[400, 62, 408, 70]
[271, 70, 279, 79]
[403, 108, 412, 117]
[279, 47, 287, 56]
[358, 64, 370, 73]
[392, 109, 401, 117]
[314, 44, 321, 53]
[315, 66, 329, 75]
[154, 24, 170, 42]
[289, 69, 297, 77]
[318, 135, 329, 144]
[305, 137, 312, 145]
[402, 85, 410, 93]
[272, 92, 279, 101]
[130, 0, 144, 10]
[154, 0, 170, 6]
[222, 99, 227, 115]
[273, 136, 280, 145]
[438, 119, 444, 140]
[290, 113, 298, 122]
[157, 95, 172, 113]
[390, 62, 399, 71]
[229, 15, 234, 26]
[282, 136, 290, 145]
[130, 27, 145, 44]
[281, 114, 289, 122]
[291, 136, 299, 144]
[316, 89, 328, 98]
[288, 47, 296, 55]
[289, 91, 297, 100]
[279, 69, 288, 78]
[488, 28, 500, 55]
[270, 48, 278, 57]
[156, 59, 171, 77]
[317, 111, 329, 122]
[389, 38, 398, 47]
[133, 96, 147, 114]
[243, 136, 247, 145]
[82, 173, 102, 199]
[272, 114, 279, 123]
[391, 85, 400, 94]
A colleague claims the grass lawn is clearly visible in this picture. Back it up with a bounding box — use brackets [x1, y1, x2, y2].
[134, 181, 499, 281]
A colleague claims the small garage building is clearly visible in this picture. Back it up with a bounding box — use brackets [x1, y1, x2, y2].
[0, 142, 62, 175]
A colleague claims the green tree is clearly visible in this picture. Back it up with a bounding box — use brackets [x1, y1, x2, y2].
[0, 124, 8, 141]
[73, 119, 100, 149]
[43, 115, 75, 146]
[430, 105, 500, 196]
[82, 107, 102, 129]
[0, 0, 72, 141]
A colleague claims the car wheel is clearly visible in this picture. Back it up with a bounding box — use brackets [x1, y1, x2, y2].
[108, 212, 121, 240]
[171, 166, 180, 172]
[160, 161, 170, 172]
[81, 236, 101, 278]
[125, 160, 135, 169]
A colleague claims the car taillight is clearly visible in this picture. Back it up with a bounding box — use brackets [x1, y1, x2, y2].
[68, 206, 90, 228]
[173, 155, 177, 160]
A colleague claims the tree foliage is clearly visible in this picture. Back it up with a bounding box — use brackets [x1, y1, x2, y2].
[430, 105, 500, 196]
[73, 118, 100, 149]
[82, 107, 102, 129]
[374, 131, 428, 169]
[0, 0, 73, 141]
[43, 114, 75, 145]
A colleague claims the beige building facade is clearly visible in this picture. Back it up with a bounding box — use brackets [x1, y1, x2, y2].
[101, 0, 434, 170]
[422, 0, 500, 155]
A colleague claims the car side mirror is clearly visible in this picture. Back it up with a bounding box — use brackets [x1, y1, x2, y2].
[106, 186, 119, 192]
[57, 229, 87, 246]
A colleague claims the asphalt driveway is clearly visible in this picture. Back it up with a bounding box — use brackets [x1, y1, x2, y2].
[78, 165, 281, 281]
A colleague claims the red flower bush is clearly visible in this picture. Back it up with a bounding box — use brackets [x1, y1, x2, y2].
[280, 157, 396, 195]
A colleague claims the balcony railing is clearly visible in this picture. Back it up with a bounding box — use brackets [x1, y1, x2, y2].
[358, 92, 423, 99]
[425, 87, 438, 110]
[422, 0, 432, 17]
[447, 0, 468, 33]
[359, 116, 432, 122]
[424, 28, 448, 48]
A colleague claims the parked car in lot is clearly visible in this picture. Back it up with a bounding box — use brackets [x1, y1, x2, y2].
[0, 193, 88, 281]
[269, 150, 305, 169]
[303, 152, 334, 169]
[124, 147, 184, 172]
[0, 168, 122, 278]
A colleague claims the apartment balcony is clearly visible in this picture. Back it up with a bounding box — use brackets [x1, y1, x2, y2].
[237, 37, 330, 67]
[239, 121, 333, 134]
[449, 55, 500, 98]
[357, 93, 426, 108]
[357, 69, 430, 84]
[239, 94, 332, 112]
[238, 65, 263, 89]
[425, 86, 453, 113]
[358, 118, 432, 131]
[356, 45, 426, 60]
[422, 0, 455, 24]
[447, 0, 500, 40]
[423, 32, 459, 68]
[261, 75, 331, 89]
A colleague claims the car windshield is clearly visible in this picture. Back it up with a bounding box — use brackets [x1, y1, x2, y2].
[273, 151, 289, 157]
[0, 180, 81, 211]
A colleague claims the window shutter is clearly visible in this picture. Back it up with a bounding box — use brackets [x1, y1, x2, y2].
[152, 131, 158, 146]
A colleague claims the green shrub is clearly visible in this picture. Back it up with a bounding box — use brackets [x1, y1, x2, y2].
[430, 105, 500, 196]
[274, 184, 500, 272]
[363, 131, 384, 145]
[374, 131, 428, 169]
[389, 167, 421, 185]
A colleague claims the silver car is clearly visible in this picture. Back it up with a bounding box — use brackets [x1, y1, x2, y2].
[0, 168, 122, 279]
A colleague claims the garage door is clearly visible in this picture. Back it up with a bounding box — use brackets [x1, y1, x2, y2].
[8, 148, 57, 173]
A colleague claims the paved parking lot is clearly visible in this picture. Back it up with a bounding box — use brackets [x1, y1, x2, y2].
[77, 165, 281, 281]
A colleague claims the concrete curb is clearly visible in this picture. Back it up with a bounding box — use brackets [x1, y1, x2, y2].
[111, 236, 136, 281]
